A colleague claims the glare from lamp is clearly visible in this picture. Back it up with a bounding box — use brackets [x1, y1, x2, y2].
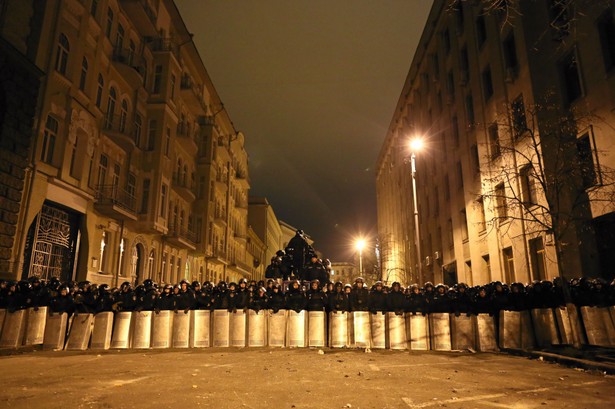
[355, 239, 366, 251]
[409, 138, 424, 152]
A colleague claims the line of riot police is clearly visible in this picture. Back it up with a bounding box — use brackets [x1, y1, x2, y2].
[1, 275, 613, 319]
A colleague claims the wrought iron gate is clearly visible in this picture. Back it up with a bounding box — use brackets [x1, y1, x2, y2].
[22, 203, 80, 282]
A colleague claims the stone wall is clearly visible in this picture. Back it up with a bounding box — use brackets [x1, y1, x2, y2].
[0, 38, 41, 276]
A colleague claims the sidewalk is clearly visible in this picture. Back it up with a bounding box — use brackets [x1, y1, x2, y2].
[504, 345, 615, 374]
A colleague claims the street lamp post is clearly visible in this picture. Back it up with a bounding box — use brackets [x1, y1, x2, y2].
[356, 239, 365, 275]
[409, 138, 423, 285]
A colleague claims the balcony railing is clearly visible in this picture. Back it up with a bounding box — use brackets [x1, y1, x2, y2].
[167, 223, 197, 244]
[95, 184, 137, 213]
[112, 47, 146, 79]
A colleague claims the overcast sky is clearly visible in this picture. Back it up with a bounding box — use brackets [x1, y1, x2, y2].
[175, 0, 434, 261]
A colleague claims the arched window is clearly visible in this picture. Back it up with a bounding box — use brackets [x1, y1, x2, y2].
[96, 74, 104, 108]
[79, 57, 88, 91]
[176, 158, 182, 181]
[182, 164, 188, 185]
[119, 99, 128, 133]
[105, 87, 117, 128]
[55, 34, 70, 75]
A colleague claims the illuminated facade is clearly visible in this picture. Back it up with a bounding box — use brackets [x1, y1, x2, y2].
[377, 0, 615, 286]
[3, 0, 252, 285]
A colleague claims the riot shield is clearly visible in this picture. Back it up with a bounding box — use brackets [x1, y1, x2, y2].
[328, 311, 348, 348]
[152, 310, 173, 349]
[308, 311, 326, 348]
[132, 311, 153, 349]
[351, 311, 371, 348]
[429, 313, 452, 351]
[267, 310, 286, 347]
[406, 314, 430, 350]
[474, 313, 498, 351]
[370, 312, 386, 349]
[24, 307, 48, 346]
[0, 309, 6, 335]
[0, 309, 26, 348]
[212, 310, 230, 347]
[498, 310, 521, 349]
[43, 312, 68, 351]
[386, 312, 407, 350]
[580, 306, 611, 346]
[111, 311, 133, 349]
[247, 309, 267, 347]
[286, 310, 306, 347]
[531, 309, 560, 347]
[91, 312, 114, 350]
[65, 313, 94, 351]
[172, 310, 191, 348]
[450, 313, 475, 351]
[190, 310, 211, 348]
[230, 311, 247, 347]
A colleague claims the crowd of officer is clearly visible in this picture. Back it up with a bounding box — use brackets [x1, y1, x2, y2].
[0, 274, 613, 318]
[0, 233, 613, 317]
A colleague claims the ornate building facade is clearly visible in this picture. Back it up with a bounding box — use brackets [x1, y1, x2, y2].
[2, 0, 253, 285]
[377, 0, 615, 286]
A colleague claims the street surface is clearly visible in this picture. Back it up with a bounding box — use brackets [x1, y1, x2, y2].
[0, 348, 613, 409]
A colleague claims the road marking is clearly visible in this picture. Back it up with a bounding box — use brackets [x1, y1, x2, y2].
[401, 381, 608, 408]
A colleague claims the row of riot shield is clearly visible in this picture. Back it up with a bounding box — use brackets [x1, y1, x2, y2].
[498, 306, 615, 350]
[2, 307, 613, 351]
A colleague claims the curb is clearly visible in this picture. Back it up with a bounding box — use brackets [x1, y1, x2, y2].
[503, 348, 615, 375]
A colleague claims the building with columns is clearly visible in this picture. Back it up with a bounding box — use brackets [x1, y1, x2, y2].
[377, 0, 615, 286]
[2, 0, 253, 286]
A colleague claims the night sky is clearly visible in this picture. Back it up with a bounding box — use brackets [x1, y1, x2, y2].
[175, 0, 433, 261]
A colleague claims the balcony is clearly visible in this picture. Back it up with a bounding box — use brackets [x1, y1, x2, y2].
[176, 121, 198, 153]
[213, 213, 227, 228]
[171, 173, 196, 202]
[234, 231, 247, 243]
[235, 169, 250, 189]
[111, 47, 146, 85]
[166, 223, 197, 250]
[120, 0, 158, 37]
[207, 248, 228, 265]
[149, 37, 179, 61]
[102, 113, 137, 152]
[234, 199, 248, 214]
[214, 174, 228, 192]
[94, 185, 138, 221]
[180, 74, 206, 114]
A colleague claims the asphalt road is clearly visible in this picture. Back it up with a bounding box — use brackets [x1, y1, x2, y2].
[0, 348, 613, 409]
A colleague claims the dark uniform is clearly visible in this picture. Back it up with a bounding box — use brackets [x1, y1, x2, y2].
[285, 280, 306, 313]
[386, 282, 405, 315]
[306, 280, 327, 311]
[328, 282, 349, 313]
[349, 278, 369, 312]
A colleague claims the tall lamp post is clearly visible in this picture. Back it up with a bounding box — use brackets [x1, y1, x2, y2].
[409, 138, 424, 285]
[355, 239, 365, 275]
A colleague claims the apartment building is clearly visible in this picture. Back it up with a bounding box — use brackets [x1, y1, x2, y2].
[2, 0, 252, 285]
[376, 0, 615, 286]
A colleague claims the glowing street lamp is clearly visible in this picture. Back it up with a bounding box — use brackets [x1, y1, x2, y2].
[355, 239, 366, 274]
[409, 137, 424, 284]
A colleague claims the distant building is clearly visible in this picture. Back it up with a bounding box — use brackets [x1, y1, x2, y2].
[376, 0, 615, 286]
[246, 226, 266, 281]
[248, 197, 282, 266]
[330, 262, 357, 285]
[4, 0, 253, 286]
